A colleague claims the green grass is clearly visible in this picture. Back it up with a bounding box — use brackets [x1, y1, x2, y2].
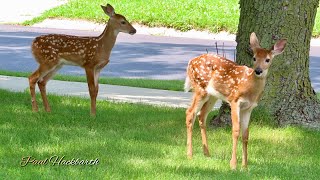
[0, 70, 184, 91]
[23, 0, 320, 36]
[23, 0, 240, 33]
[1, 89, 320, 179]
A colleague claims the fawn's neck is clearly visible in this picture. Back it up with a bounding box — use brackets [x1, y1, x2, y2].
[98, 21, 118, 52]
[249, 72, 267, 96]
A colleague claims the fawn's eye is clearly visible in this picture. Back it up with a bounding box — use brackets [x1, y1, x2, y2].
[253, 57, 256, 61]
[266, 59, 270, 63]
[121, 21, 126, 25]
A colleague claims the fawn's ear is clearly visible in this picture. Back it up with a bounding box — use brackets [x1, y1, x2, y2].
[271, 39, 287, 56]
[101, 4, 115, 17]
[250, 32, 261, 51]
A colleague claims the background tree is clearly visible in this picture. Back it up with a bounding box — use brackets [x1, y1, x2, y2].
[212, 0, 320, 127]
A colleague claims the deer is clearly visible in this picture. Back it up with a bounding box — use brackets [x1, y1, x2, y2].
[184, 32, 287, 169]
[28, 4, 136, 116]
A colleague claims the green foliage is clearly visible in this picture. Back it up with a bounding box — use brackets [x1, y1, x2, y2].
[0, 70, 184, 91]
[1, 89, 320, 178]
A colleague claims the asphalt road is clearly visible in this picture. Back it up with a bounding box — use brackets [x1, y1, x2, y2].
[0, 24, 319, 92]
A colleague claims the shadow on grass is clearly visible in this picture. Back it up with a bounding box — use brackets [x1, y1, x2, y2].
[0, 89, 320, 179]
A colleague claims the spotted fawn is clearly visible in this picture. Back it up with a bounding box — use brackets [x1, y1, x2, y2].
[184, 32, 287, 169]
[29, 4, 136, 115]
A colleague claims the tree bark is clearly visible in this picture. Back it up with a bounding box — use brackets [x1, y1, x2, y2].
[211, 0, 320, 128]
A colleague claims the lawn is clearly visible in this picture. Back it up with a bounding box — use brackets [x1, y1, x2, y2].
[1, 89, 320, 179]
[23, 0, 239, 33]
[23, 0, 320, 36]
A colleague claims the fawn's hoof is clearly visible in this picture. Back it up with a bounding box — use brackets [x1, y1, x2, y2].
[203, 152, 211, 157]
[32, 108, 39, 112]
[230, 160, 237, 170]
[241, 164, 248, 170]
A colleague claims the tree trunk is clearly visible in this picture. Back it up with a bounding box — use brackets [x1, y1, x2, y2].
[211, 0, 320, 128]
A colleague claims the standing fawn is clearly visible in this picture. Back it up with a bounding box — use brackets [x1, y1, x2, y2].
[29, 4, 136, 115]
[185, 32, 287, 169]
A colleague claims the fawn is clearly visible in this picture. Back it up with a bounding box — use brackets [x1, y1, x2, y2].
[184, 32, 287, 169]
[29, 4, 136, 115]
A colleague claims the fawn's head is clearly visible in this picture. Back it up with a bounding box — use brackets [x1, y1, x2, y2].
[250, 32, 287, 78]
[101, 4, 136, 35]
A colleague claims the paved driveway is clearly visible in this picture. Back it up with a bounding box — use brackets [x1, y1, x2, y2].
[0, 25, 236, 80]
[0, 25, 319, 92]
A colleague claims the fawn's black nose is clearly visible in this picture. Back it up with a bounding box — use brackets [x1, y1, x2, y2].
[129, 29, 136, 35]
[255, 68, 263, 75]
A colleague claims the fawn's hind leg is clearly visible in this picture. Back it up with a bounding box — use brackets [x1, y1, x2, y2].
[198, 96, 217, 157]
[28, 63, 59, 112]
[186, 91, 209, 158]
[37, 64, 62, 112]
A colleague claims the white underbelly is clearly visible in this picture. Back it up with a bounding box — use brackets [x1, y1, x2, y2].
[206, 85, 229, 103]
[206, 79, 229, 103]
[60, 58, 81, 66]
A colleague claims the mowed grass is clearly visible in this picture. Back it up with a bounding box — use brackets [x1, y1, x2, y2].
[23, 0, 320, 36]
[24, 0, 239, 33]
[0, 70, 184, 91]
[1, 89, 320, 179]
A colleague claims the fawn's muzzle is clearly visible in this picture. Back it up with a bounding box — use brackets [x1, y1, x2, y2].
[255, 68, 263, 75]
[129, 29, 136, 35]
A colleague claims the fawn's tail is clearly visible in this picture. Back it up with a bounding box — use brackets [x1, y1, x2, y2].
[184, 76, 191, 92]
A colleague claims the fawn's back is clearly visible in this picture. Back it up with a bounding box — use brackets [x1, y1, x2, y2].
[32, 34, 102, 67]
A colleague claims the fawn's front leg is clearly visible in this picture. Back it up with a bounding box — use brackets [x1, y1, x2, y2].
[240, 108, 253, 169]
[230, 101, 240, 170]
[94, 68, 101, 97]
[85, 68, 98, 116]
